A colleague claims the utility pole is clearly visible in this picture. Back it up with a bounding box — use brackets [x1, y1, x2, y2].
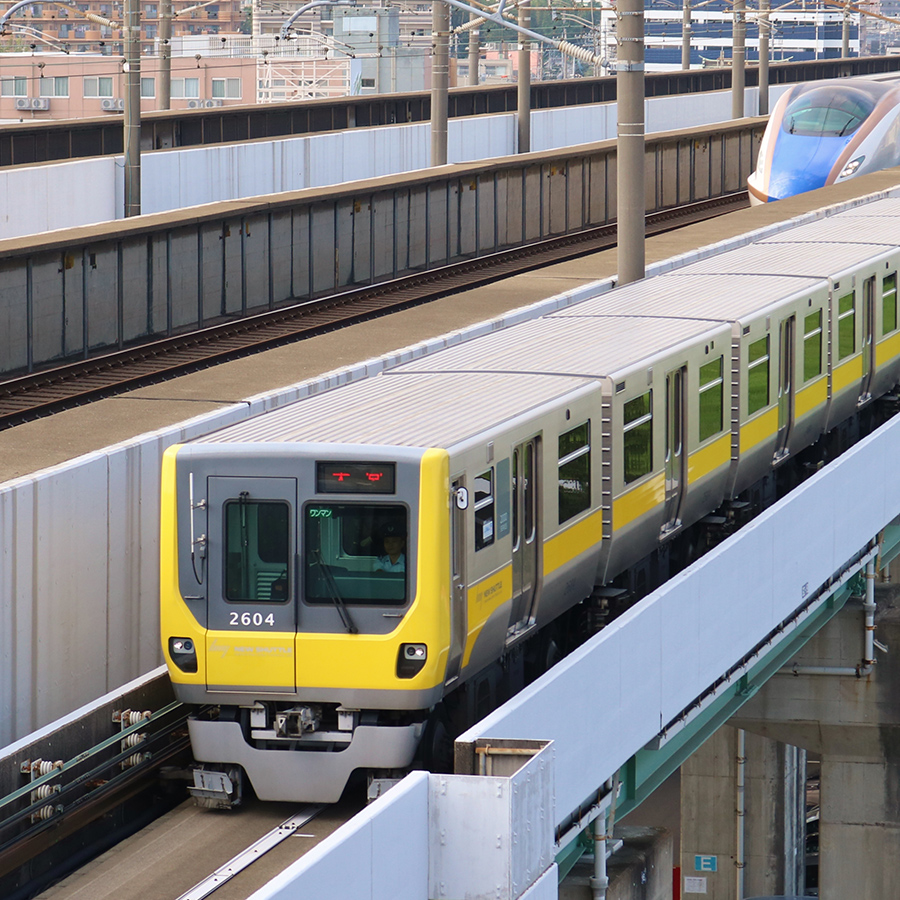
[468, 10, 479, 85]
[681, 0, 690, 70]
[123, 0, 141, 216]
[759, 0, 769, 115]
[842, 0, 850, 57]
[431, 0, 449, 166]
[731, 0, 745, 119]
[616, 0, 644, 286]
[517, 0, 530, 153]
[159, 0, 171, 109]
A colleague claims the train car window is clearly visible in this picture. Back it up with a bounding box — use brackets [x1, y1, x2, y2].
[304, 503, 407, 606]
[623, 394, 652, 484]
[223, 500, 290, 602]
[883, 274, 898, 335]
[558, 422, 591, 523]
[474, 469, 495, 551]
[782, 87, 874, 137]
[803, 311, 823, 381]
[698, 357, 724, 442]
[838, 293, 856, 360]
[747, 337, 770, 415]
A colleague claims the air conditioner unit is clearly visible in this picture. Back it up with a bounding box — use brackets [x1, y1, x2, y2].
[116, 98, 125, 110]
[100, 98, 117, 110]
[30, 98, 50, 110]
[205, 99, 223, 108]
[187, 99, 201, 109]
[15, 98, 29, 110]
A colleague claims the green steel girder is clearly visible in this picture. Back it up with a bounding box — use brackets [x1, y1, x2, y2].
[556, 581, 856, 880]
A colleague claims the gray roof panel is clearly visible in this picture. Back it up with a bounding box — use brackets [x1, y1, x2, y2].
[198, 371, 595, 449]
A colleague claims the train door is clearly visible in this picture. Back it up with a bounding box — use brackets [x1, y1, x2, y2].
[205, 476, 298, 691]
[663, 366, 686, 534]
[446, 476, 468, 685]
[776, 315, 795, 460]
[509, 438, 540, 636]
[861, 275, 876, 402]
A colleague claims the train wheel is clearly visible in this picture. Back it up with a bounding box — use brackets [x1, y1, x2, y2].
[420, 706, 454, 774]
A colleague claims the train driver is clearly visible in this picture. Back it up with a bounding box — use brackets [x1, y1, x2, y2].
[375, 521, 406, 574]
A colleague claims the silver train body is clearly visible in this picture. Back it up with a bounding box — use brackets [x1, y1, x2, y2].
[161, 196, 900, 804]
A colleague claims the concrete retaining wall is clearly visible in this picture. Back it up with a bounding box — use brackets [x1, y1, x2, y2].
[0, 116, 765, 376]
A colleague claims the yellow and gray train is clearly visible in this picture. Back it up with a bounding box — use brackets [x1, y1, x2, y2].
[161, 196, 900, 806]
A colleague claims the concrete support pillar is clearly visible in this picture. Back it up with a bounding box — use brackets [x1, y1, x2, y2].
[678, 726, 803, 899]
[467, 12, 480, 86]
[517, 0, 530, 154]
[430, 0, 449, 167]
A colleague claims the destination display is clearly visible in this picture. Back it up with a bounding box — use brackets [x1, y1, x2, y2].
[316, 461, 396, 494]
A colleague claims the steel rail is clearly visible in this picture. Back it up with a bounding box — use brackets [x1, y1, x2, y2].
[0, 192, 748, 430]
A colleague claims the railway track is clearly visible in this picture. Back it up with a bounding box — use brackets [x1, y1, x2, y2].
[0, 192, 748, 431]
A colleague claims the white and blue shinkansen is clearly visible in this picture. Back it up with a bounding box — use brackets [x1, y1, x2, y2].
[748, 75, 900, 204]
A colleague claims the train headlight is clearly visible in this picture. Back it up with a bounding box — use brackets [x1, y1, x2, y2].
[840, 156, 865, 179]
[169, 637, 198, 673]
[397, 643, 428, 679]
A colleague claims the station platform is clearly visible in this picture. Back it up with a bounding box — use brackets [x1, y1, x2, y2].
[5, 168, 899, 486]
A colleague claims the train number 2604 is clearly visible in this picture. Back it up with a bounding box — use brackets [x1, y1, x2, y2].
[230, 612, 276, 627]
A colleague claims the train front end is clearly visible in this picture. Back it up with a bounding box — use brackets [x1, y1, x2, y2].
[748, 79, 900, 205]
[160, 442, 451, 806]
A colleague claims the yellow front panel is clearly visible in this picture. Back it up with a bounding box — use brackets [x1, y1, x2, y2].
[206, 633, 295, 689]
[613, 473, 665, 531]
[160, 446, 207, 689]
[832, 355, 862, 394]
[795, 378, 827, 419]
[740, 407, 778, 455]
[686, 433, 731, 485]
[293, 447, 451, 692]
[543, 509, 604, 576]
[876, 331, 900, 368]
[463, 565, 513, 667]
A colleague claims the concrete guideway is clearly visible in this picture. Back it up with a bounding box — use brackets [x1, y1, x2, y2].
[247, 358, 900, 900]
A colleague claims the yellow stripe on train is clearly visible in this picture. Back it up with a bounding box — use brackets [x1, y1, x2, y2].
[876, 330, 900, 368]
[832, 355, 863, 394]
[613, 473, 665, 531]
[795, 377, 827, 418]
[687, 433, 731, 484]
[543, 508, 605, 576]
[462, 565, 513, 667]
[740, 407, 778, 455]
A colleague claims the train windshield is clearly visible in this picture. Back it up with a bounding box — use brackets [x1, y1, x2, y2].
[304, 503, 408, 606]
[783, 86, 875, 137]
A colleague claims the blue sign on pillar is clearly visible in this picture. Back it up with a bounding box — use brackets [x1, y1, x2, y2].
[695, 855, 718, 872]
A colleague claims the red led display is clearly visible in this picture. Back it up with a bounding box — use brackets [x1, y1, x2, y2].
[316, 461, 396, 494]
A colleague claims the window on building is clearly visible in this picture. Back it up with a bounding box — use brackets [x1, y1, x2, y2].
[838, 293, 856, 360]
[171, 77, 200, 99]
[698, 356, 724, 441]
[145, 2, 157, 15]
[140, 77, 155, 98]
[884, 273, 897, 336]
[360, 77, 375, 88]
[803, 310, 823, 381]
[558, 422, 591, 523]
[623, 393, 652, 484]
[83, 75, 114, 98]
[207, 4, 219, 17]
[144, 23, 157, 38]
[474, 469, 495, 551]
[211, 77, 241, 99]
[39, 76, 69, 98]
[747, 336, 770, 414]
[1, 76, 27, 97]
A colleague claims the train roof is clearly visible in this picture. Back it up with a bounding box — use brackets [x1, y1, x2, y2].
[551, 272, 821, 320]
[389, 316, 726, 378]
[195, 371, 595, 449]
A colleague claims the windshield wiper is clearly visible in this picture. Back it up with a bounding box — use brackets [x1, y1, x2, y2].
[312, 549, 358, 634]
